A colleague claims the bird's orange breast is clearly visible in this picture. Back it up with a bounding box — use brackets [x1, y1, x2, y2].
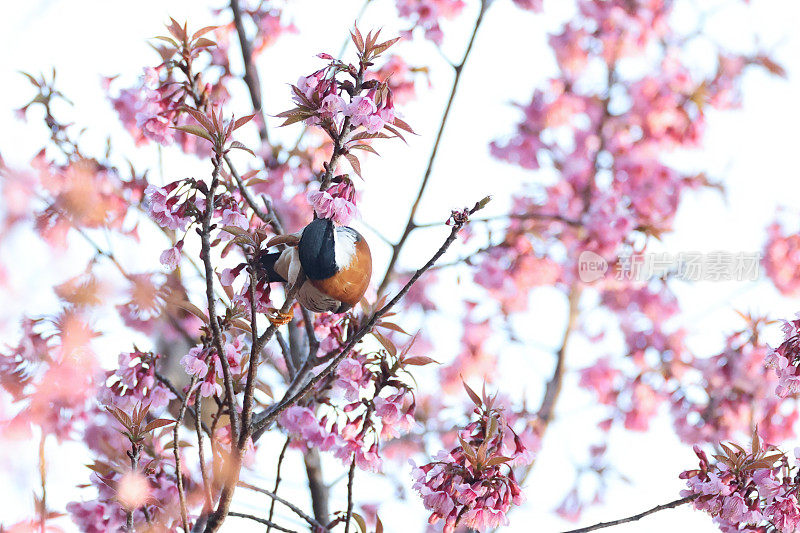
[310, 237, 372, 309]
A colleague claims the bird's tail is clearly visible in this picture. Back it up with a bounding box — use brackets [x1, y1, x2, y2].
[258, 251, 287, 283]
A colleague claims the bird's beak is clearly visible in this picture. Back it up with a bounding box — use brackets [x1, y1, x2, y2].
[266, 233, 301, 248]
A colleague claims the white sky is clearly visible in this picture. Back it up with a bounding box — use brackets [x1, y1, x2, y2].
[2, 0, 800, 532]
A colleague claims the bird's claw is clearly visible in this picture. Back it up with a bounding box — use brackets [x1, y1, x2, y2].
[267, 307, 294, 326]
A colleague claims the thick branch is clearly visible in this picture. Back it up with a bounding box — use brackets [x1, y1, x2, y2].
[304, 448, 330, 526]
[203, 278, 302, 532]
[376, 0, 489, 296]
[537, 286, 581, 427]
[561, 495, 698, 533]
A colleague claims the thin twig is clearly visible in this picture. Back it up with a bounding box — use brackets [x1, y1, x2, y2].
[376, 0, 490, 296]
[200, 155, 241, 442]
[343, 455, 357, 533]
[224, 153, 283, 233]
[154, 371, 211, 436]
[174, 377, 198, 532]
[275, 330, 295, 378]
[230, 0, 269, 142]
[125, 441, 142, 532]
[561, 495, 699, 533]
[286, 0, 374, 158]
[238, 479, 327, 531]
[38, 432, 47, 533]
[195, 394, 214, 511]
[414, 211, 582, 229]
[266, 438, 291, 533]
[239, 262, 261, 449]
[227, 512, 296, 533]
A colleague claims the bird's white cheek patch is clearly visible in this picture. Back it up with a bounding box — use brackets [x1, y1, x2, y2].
[333, 228, 358, 269]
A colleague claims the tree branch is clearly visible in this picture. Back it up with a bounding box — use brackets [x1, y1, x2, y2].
[230, 0, 269, 143]
[224, 154, 284, 233]
[173, 377, 197, 532]
[561, 495, 698, 533]
[265, 438, 290, 533]
[200, 155, 241, 442]
[343, 455, 357, 533]
[376, 0, 490, 296]
[304, 448, 330, 526]
[227, 512, 296, 533]
[537, 286, 581, 427]
[238, 479, 327, 531]
[238, 263, 260, 450]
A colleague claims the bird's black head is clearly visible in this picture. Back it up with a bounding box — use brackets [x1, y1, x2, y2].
[298, 218, 337, 280]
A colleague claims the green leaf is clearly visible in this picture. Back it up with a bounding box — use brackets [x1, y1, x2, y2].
[172, 125, 213, 142]
[154, 35, 178, 47]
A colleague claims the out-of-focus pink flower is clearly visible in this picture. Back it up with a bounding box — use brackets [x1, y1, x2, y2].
[159, 240, 183, 270]
[116, 471, 151, 510]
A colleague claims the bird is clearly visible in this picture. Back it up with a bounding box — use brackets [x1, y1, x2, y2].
[259, 217, 372, 313]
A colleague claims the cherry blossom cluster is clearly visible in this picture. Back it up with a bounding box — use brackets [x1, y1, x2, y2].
[307, 177, 358, 225]
[763, 221, 800, 296]
[181, 334, 247, 398]
[672, 317, 797, 446]
[285, 57, 397, 136]
[243, 0, 297, 55]
[145, 178, 250, 269]
[108, 20, 229, 156]
[99, 350, 176, 411]
[766, 314, 800, 398]
[34, 156, 130, 248]
[395, 0, 465, 44]
[411, 387, 531, 532]
[68, 407, 197, 532]
[280, 325, 424, 473]
[680, 440, 799, 531]
[0, 314, 97, 440]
